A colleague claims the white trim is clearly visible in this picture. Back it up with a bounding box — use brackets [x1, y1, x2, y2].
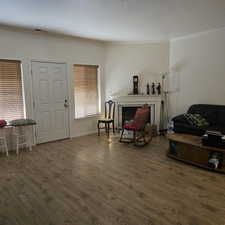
[31, 59, 67, 64]
[0, 57, 23, 61]
[71, 130, 97, 138]
[0, 57, 27, 120]
[74, 113, 102, 120]
[74, 64, 101, 119]
[20, 63, 27, 119]
[170, 26, 225, 42]
[31, 60, 71, 141]
[105, 40, 169, 45]
[97, 66, 102, 114]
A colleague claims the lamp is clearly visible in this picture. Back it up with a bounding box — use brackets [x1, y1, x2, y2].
[160, 72, 180, 135]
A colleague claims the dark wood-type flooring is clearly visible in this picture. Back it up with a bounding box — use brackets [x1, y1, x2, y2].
[0, 134, 225, 225]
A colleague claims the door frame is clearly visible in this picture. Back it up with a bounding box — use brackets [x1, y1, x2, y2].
[31, 60, 71, 143]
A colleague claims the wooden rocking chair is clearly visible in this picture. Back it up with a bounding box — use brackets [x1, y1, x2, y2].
[119, 104, 153, 146]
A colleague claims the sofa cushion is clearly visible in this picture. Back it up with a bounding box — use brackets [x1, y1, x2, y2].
[184, 113, 209, 128]
[173, 122, 206, 136]
[173, 104, 225, 136]
[187, 104, 225, 125]
[217, 111, 225, 126]
[201, 111, 218, 125]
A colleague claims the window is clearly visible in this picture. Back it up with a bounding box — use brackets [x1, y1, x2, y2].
[74, 64, 99, 119]
[0, 60, 24, 121]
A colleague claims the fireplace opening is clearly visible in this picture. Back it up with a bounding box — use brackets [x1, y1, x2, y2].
[122, 106, 151, 126]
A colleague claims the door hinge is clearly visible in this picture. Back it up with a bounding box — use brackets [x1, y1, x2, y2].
[33, 101, 35, 109]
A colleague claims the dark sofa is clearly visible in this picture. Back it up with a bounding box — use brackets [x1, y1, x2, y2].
[172, 104, 225, 136]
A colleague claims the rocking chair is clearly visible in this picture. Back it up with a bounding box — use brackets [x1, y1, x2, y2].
[119, 104, 152, 146]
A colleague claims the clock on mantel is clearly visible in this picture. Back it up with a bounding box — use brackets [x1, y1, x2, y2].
[133, 75, 139, 95]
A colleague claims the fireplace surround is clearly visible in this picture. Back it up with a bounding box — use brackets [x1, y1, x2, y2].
[111, 95, 162, 131]
[121, 106, 151, 127]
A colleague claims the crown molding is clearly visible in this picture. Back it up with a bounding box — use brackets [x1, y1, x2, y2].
[170, 26, 225, 42]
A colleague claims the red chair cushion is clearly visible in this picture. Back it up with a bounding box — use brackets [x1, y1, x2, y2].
[123, 124, 138, 130]
[0, 120, 7, 127]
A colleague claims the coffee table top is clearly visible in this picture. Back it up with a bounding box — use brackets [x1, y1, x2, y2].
[167, 133, 225, 152]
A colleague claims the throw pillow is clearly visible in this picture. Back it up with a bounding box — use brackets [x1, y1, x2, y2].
[184, 114, 209, 128]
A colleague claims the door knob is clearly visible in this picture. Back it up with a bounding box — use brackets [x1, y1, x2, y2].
[64, 99, 69, 108]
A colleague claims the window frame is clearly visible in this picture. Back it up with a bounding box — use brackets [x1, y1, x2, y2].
[0, 58, 26, 121]
[73, 64, 101, 120]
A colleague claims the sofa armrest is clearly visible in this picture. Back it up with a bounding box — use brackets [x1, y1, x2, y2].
[172, 114, 188, 124]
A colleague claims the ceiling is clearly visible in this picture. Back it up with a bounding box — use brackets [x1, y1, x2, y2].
[1, 0, 225, 42]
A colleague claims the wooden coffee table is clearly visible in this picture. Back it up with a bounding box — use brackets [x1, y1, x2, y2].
[167, 133, 225, 174]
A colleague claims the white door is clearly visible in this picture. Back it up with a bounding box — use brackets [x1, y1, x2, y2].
[32, 62, 69, 143]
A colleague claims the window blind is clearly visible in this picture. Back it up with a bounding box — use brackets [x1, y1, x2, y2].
[0, 60, 24, 121]
[74, 65, 99, 118]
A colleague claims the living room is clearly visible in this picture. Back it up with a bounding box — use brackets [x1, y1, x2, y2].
[0, 1, 225, 225]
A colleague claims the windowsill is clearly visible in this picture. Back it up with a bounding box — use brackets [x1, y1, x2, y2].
[74, 113, 102, 120]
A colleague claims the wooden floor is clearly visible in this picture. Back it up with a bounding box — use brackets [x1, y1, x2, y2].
[0, 134, 225, 225]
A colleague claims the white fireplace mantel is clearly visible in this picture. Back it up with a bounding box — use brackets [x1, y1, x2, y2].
[111, 95, 162, 131]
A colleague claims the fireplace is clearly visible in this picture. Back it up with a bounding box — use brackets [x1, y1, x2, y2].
[117, 103, 155, 129]
[111, 94, 161, 131]
[122, 106, 151, 126]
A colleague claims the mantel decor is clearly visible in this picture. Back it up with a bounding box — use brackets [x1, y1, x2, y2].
[133, 75, 139, 95]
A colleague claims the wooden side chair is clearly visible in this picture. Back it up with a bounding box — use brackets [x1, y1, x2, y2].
[98, 100, 115, 136]
[119, 104, 152, 146]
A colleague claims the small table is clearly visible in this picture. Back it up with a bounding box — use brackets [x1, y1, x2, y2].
[0, 124, 35, 155]
[167, 133, 225, 174]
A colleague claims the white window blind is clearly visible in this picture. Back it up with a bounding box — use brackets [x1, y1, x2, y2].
[0, 60, 24, 121]
[74, 65, 99, 119]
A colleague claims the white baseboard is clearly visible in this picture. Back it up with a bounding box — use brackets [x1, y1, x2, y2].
[71, 130, 97, 138]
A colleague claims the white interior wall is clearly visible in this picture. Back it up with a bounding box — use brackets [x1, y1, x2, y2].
[169, 27, 225, 118]
[0, 28, 169, 140]
[3, 25, 225, 138]
[104, 42, 170, 100]
[0, 28, 106, 137]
